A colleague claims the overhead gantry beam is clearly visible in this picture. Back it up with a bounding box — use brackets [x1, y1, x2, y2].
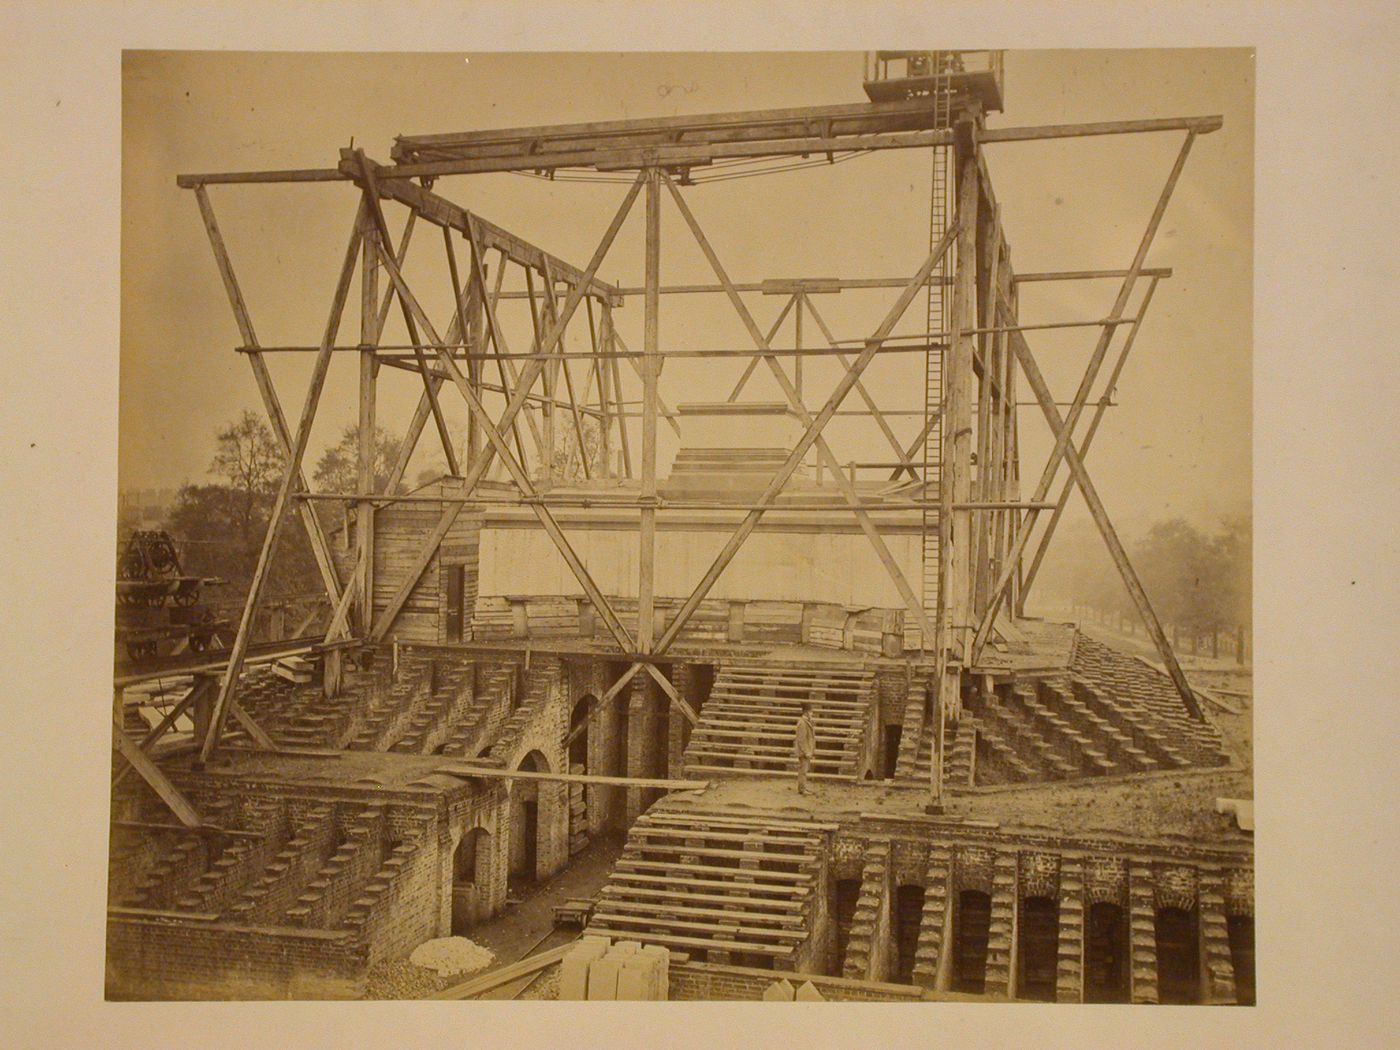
[176, 115, 1220, 185]
[381, 113, 1222, 178]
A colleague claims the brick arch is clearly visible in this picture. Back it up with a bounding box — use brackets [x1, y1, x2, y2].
[954, 845, 996, 894]
[1083, 855, 1128, 906]
[1224, 867, 1254, 917]
[507, 749, 567, 884]
[1018, 851, 1061, 901]
[1153, 864, 1198, 912]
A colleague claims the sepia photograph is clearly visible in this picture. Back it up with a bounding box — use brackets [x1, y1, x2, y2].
[4, 5, 1397, 1045]
[108, 47, 1256, 1004]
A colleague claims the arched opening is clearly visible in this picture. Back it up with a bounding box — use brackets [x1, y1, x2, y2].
[953, 890, 992, 993]
[451, 826, 489, 933]
[1017, 896, 1060, 1001]
[509, 750, 551, 886]
[1226, 914, 1255, 1005]
[568, 694, 594, 770]
[832, 878, 861, 974]
[567, 695, 596, 856]
[893, 884, 925, 984]
[1084, 901, 1129, 1003]
[882, 723, 902, 779]
[1154, 906, 1201, 1004]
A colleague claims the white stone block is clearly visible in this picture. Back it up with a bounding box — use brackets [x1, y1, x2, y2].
[559, 939, 611, 1001]
[587, 954, 624, 1000]
[762, 978, 795, 1001]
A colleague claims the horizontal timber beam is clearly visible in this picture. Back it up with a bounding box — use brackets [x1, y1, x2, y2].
[378, 115, 1220, 177]
[393, 97, 948, 157]
[236, 342, 947, 360]
[294, 491, 1053, 512]
[539, 268, 1170, 298]
[436, 765, 709, 790]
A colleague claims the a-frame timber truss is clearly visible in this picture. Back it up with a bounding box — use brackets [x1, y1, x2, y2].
[124, 53, 1222, 825]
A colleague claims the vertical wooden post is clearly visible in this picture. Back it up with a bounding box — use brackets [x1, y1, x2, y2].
[944, 116, 981, 664]
[794, 292, 804, 404]
[604, 301, 632, 479]
[466, 250, 485, 465]
[357, 208, 380, 636]
[639, 168, 661, 652]
[973, 213, 1002, 621]
[930, 114, 980, 807]
[587, 296, 611, 478]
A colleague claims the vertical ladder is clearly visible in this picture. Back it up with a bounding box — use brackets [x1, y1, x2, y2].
[922, 56, 955, 640]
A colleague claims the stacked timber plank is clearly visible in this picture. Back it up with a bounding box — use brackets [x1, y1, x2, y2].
[681, 660, 877, 781]
[584, 809, 834, 968]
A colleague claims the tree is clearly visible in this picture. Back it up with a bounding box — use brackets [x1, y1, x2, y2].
[550, 415, 606, 481]
[210, 410, 285, 557]
[313, 423, 401, 496]
[161, 410, 319, 625]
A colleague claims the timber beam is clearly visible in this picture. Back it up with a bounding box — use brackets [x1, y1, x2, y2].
[383, 111, 1221, 177]
[335, 151, 622, 304]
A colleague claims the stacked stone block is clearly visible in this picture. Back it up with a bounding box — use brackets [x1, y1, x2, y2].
[842, 840, 891, 981]
[911, 844, 953, 989]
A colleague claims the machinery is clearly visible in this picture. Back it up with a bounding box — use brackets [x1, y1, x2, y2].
[115, 530, 225, 662]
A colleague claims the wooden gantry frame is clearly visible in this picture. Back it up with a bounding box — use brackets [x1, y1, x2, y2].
[115, 56, 1224, 823]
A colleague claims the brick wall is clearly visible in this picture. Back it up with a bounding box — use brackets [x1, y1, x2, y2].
[106, 916, 367, 1000]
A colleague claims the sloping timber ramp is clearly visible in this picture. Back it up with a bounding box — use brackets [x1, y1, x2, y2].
[584, 809, 836, 970]
[681, 660, 877, 781]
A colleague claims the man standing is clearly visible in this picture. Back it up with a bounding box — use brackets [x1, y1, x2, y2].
[794, 703, 817, 795]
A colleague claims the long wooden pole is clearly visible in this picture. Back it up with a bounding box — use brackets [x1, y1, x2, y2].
[604, 303, 632, 476]
[945, 125, 981, 663]
[369, 175, 646, 642]
[969, 131, 1197, 662]
[113, 722, 202, 827]
[191, 187, 344, 612]
[545, 260, 592, 480]
[972, 212, 1003, 621]
[653, 201, 959, 656]
[200, 205, 364, 760]
[639, 169, 662, 654]
[356, 206, 380, 636]
[661, 172, 945, 648]
[1018, 276, 1162, 608]
[1008, 328, 1201, 719]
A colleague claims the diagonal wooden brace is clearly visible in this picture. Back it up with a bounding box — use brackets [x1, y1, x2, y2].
[1007, 328, 1202, 719]
[662, 171, 954, 651]
[113, 721, 202, 828]
[969, 131, 1199, 661]
[200, 204, 365, 761]
[369, 175, 645, 641]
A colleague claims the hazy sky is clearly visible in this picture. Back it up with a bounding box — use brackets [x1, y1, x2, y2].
[120, 49, 1252, 536]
